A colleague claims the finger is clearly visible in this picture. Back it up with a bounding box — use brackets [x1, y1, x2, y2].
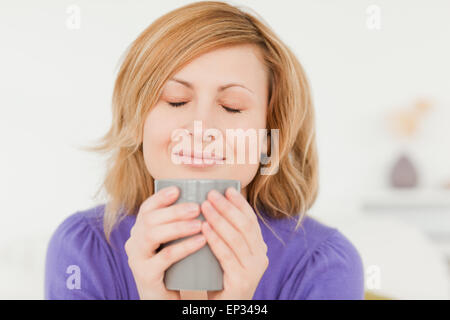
[201, 221, 242, 272]
[133, 218, 203, 258]
[224, 187, 266, 247]
[207, 189, 260, 255]
[137, 186, 180, 223]
[225, 187, 259, 224]
[150, 234, 207, 272]
[201, 200, 251, 266]
[142, 202, 200, 227]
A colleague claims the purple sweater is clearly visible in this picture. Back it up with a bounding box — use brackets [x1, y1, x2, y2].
[44, 204, 365, 299]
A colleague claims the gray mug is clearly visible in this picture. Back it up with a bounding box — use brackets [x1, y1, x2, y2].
[154, 178, 241, 291]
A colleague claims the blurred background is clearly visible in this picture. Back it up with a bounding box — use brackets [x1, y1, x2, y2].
[0, 0, 449, 299]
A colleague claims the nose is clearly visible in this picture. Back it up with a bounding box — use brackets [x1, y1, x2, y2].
[184, 120, 216, 145]
[183, 102, 219, 143]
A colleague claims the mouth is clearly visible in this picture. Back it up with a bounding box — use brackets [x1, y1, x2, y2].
[173, 150, 225, 161]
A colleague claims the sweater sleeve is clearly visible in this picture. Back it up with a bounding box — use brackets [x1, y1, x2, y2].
[289, 230, 365, 300]
[44, 212, 120, 299]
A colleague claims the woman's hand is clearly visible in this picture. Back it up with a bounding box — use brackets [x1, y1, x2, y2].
[200, 187, 269, 300]
[124, 186, 207, 300]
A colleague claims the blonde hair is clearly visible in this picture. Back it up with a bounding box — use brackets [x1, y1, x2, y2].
[81, 1, 319, 245]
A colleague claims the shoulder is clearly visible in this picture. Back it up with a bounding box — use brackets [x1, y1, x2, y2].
[48, 204, 105, 243]
[259, 213, 365, 299]
[304, 217, 364, 282]
[258, 211, 341, 253]
[45, 204, 133, 299]
[302, 224, 365, 299]
[46, 204, 114, 258]
[48, 203, 135, 251]
[292, 216, 365, 299]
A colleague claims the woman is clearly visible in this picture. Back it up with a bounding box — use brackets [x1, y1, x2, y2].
[45, 1, 364, 300]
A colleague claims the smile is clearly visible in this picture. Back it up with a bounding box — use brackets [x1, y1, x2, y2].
[171, 150, 225, 167]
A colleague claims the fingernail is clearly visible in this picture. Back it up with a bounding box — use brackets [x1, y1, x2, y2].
[165, 186, 178, 197]
[228, 187, 238, 196]
[186, 203, 199, 213]
[209, 190, 220, 200]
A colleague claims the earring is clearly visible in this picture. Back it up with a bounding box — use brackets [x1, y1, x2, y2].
[260, 152, 269, 163]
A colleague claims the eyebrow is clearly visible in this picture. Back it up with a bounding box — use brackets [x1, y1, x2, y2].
[168, 77, 254, 95]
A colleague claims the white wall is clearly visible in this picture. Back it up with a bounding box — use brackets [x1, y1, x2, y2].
[0, 0, 449, 299]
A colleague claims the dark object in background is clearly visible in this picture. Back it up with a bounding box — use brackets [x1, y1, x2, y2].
[390, 153, 418, 188]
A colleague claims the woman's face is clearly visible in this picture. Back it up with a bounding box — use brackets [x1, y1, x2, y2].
[143, 44, 269, 199]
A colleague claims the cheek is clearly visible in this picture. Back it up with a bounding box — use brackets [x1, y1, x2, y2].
[143, 112, 163, 149]
[235, 119, 267, 157]
[230, 155, 260, 195]
[142, 107, 176, 169]
[143, 105, 179, 143]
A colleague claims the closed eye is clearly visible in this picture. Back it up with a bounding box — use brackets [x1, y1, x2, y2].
[168, 102, 242, 114]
